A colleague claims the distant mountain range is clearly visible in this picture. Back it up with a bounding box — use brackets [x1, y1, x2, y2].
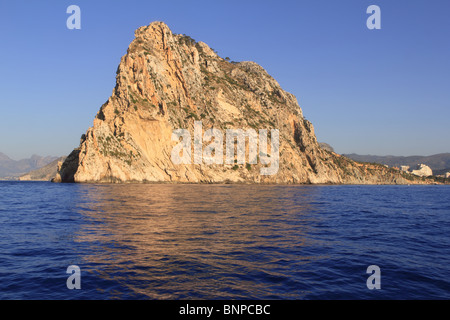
[2, 149, 449, 180]
[19, 156, 66, 181]
[0, 152, 60, 178]
[343, 153, 450, 175]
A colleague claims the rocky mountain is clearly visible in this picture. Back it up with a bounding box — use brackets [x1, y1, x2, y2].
[318, 142, 334, 153]
[0, 152, 59, 178]
[410, 164, 433, 177]
[55, 21, 429, 184]
[19, 156, 66, 181]
[344, 153, 450, 175]
[0, 152, 11, 162]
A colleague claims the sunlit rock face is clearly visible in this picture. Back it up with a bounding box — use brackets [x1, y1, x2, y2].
[55, 22, 419, 185]
[411, 164, 433, 177]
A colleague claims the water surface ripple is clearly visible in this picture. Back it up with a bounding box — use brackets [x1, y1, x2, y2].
[0, 182, 449, 299]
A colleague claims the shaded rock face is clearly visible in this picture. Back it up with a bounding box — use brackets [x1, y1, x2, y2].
[56, 21, 419, 184]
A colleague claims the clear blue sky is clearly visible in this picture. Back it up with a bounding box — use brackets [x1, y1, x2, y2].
[0, 0, 449, 159]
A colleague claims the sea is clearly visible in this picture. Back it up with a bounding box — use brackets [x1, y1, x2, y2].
[0, 181, 449, 300]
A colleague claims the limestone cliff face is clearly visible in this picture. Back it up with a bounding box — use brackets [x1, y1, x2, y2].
[411, 164, 433, 177]
[55, 21, 422, 184]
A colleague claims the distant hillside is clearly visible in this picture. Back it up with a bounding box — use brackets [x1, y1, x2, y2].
[0, 152, 59, 178]
[318, 142, 334, 153]
[19, 157, 66, 181]
[343, 153, 450, 175]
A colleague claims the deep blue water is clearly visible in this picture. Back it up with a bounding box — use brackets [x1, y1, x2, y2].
[0, 181, 449, 300]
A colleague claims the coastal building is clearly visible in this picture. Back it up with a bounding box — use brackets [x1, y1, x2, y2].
[400, 165, 410, 172]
